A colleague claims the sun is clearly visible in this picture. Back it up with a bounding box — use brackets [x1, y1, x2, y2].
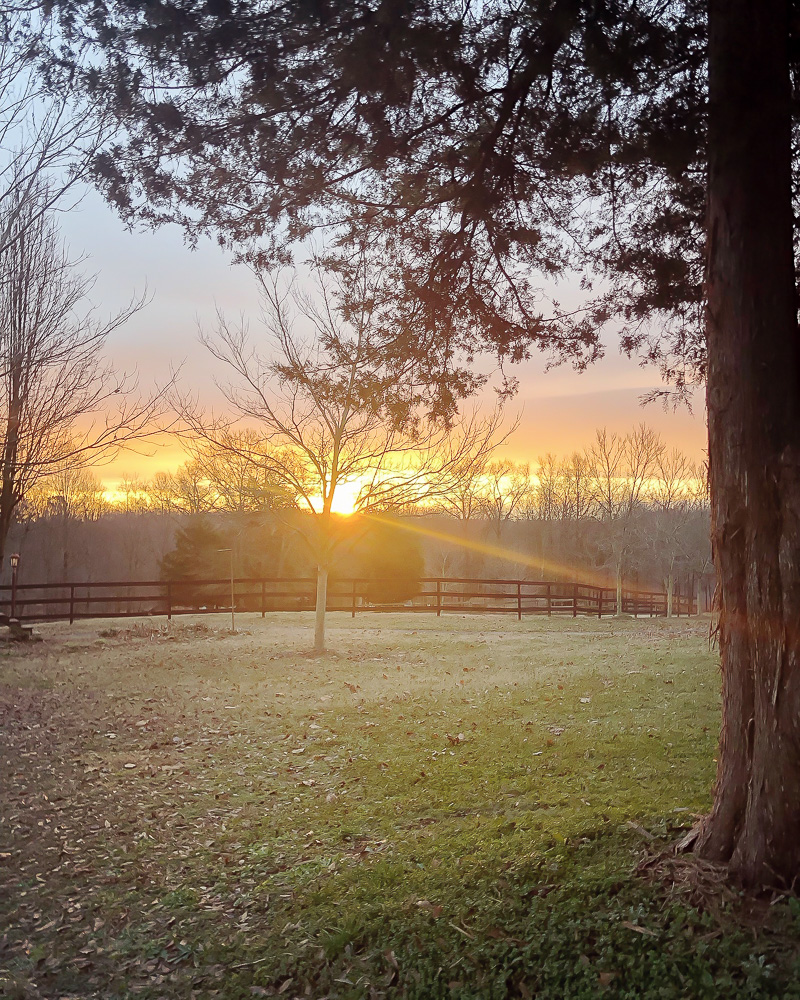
[329, 480, 362, 516]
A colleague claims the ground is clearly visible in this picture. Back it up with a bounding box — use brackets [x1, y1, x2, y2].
[1, 612, 799, 999]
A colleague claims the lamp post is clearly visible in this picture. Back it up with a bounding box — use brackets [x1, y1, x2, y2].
[9, 552, 20, 620]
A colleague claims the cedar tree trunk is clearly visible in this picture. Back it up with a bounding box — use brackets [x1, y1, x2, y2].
[696, 0, 800, 887]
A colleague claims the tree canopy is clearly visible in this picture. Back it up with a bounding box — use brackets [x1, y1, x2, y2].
[43, 0, 708, 409]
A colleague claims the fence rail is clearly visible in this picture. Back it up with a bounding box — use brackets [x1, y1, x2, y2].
[0, 576, 695, 624]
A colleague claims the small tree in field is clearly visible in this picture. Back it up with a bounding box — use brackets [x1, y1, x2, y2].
[181, 261, 513, 653]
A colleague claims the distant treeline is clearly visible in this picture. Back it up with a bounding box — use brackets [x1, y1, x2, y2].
[4, 508, 712, 612]
[4, 426, 712, 609]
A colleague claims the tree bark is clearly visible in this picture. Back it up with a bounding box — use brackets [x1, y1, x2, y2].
[696, 0, 800, 887]
[0, 356, 23, 567]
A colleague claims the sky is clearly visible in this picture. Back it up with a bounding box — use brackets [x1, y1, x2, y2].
[60, 190, 707, 489]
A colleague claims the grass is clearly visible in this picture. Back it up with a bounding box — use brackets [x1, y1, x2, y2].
[1, 611, 799, 998]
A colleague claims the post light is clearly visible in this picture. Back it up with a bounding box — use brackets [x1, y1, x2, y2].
[9, 552, 20, 620]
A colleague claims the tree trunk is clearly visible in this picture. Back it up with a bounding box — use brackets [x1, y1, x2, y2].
[696, 0, 800, 887]
[666, 573, 673, 619]
[0, 357, 22, 568]
[615, 559, 622, 616]
[314, 564, 328, 654]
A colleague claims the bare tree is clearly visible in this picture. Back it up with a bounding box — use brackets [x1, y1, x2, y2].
[589, 425, 664, 615]
[185, 431, 299, 513]
[482, 460, 532, 540]
[529, 454, 564, 521]
[180, 264, 515, 653]
[115, 474, 150, 514]
[26, 462, 108, 522]
[149, 463, 216, 514]
[0, 11, 115, 253]
[25, 462, 107, 577]
[561, 451, 597, 522]
[639, 448, 704, 616]
[426, 409, 519, 578]
[0, 183, 166, 564]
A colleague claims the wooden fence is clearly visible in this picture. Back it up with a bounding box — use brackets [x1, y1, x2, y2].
[0, 576, 694, 624]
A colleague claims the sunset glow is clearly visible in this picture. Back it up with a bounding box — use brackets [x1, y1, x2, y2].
[319, 481, 363, 516]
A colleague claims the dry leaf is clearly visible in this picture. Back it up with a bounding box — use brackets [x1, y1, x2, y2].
[621, 920, 658, 937]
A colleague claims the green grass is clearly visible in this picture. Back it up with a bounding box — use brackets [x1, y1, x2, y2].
[1, 612, 798, 998]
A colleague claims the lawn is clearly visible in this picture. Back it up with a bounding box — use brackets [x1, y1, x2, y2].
[1, 612, 799, 999]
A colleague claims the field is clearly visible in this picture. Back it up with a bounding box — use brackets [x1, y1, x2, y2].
[1, 612, 799, 999]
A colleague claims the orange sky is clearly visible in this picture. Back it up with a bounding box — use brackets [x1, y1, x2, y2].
[99, 386, 706, 489]
[62, 191, 707, 490]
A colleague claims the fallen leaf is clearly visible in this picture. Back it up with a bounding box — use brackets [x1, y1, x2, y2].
[626, 820, 656, 841]
[621, 920, 658, 937]
[448, 921, 474, 939]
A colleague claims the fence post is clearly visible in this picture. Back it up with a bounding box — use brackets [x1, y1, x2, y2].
[436, 579, 442, 617]
[69, 585, 75, 625]
[516, 581, 522, 621]
[597, 587, 602, 619]
[573, 583, 578, 618]
[261, 580, 266, 618]
[546, 582, 551, 617]
[352, 579, 357, 618]
[166, 581, 172, 621]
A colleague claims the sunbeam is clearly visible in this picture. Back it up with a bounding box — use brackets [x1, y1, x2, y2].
[364, 512, 628, 593]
